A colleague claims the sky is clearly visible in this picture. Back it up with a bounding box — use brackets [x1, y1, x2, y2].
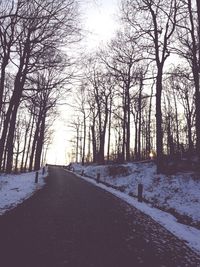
[46, 0, 119, 165]
[81, 0, 119, 48]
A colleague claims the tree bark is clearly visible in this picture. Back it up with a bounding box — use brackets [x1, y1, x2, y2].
[29, 113, 42, 171]
[138, 77, 143, 161]
[5, 103, 19, 173]
[156, 66, 164, 172]
[34, 115, 46, 171]
[81, 112, 86, 166]
[20, 114, 32, 172]
[91, 125, 97, 163]
[24, 109, 36, 171]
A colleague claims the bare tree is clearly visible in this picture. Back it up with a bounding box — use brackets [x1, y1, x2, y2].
[100, 29, 142, 161]
[0, 0, 81, 172]
[176, 0, 200, 160]
[121, 0, 180, 172]
[27, 65, 66, 171]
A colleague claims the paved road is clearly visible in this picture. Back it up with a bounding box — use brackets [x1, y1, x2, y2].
[0, 167, 199, 267]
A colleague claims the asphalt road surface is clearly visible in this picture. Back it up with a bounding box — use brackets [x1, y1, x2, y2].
[0, 167, 199, 267]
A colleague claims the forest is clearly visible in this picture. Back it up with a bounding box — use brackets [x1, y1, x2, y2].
[0, 0, 80, 173]
[0, 0, 199, 173]
[70, 0, 200, 173]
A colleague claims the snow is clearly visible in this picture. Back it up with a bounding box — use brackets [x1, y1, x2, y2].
[70, 162, 200, 254]
[0, 168, 47, 215]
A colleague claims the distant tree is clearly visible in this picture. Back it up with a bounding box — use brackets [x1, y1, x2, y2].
[176, 0, 200, 159]
[27, 66, 66, 171]
[84, 56, 114, 164]
[170, 68, 195, 154]
[0, 0, 21, 115]
[121, 0, 180, 172]
[74, 83, 90, 166]
[69, 117, 82, 163]
[100, 29, 142, 161]
[0, 0, 81, 172]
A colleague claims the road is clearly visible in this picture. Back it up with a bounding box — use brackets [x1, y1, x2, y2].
[0, 167, 199, 267]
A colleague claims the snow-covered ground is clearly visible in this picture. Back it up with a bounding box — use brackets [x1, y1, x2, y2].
[70, 162, 200, 254]
[0, 168, 47, 215]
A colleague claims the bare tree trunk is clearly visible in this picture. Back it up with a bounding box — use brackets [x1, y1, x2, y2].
[194, 72, 200, 156]
[99, 132, 105, 164]
[172, 87, 180, 152]
[0, 98, 15, 170]
[98, 105, 108, 164]
[34, 115, 46, 171]
[107, 99, 112, 162]
[82, 112, 86, 166]
[122, 90, 126, 162]
[138, 77, 143, 161]
[24, 110, 36, 171]
[134, 112, 138, 160]
[188, 0, 200, 158]
[20, 114, 32, 171]
[185, 94, 193, 153]
[196, 0, 200, 73]
[76, 125, 79, 162]
[156, 66, 164, 173]
[87, 126, 91, 162]
[0, 58, 9, 114]
[126, 81, 131, 161]
[147, 83, 154, 156]
[5, 102, 19, 173]
[29, 114, 42, 171]
[2, 144, 7, 172]
[14, 136, 20, 173]
[91, 125, 97, 163]
[43, 142, 49, 166]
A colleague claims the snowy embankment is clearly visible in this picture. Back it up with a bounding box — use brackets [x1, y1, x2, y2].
[70, 162, 200, 254]
[0, 168, 47, 215]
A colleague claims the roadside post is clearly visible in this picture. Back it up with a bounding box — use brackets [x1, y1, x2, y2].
[97, 173, 100, 183]
[35, 171, 39, 183]
[138, 183, 143, 202]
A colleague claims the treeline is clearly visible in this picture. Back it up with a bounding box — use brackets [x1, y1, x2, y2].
[70, 0, 200, 172]
[0, 0, 80, 173]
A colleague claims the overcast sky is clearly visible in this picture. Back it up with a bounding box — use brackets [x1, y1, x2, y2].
[82, 0, 119, 48]
[47, 0, 119, 164]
